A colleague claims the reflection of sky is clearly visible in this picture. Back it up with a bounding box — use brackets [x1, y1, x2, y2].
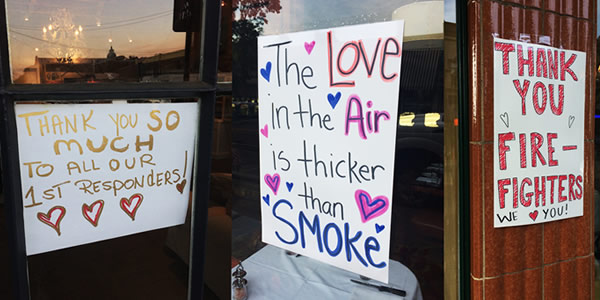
[7, 0, 185, 77]
[444, 0, 455, 23]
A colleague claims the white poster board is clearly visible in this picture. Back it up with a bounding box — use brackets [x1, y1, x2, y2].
[15, 102, 198, 255]
[258, 21, 404, 283]
[493, 37, 585, 227]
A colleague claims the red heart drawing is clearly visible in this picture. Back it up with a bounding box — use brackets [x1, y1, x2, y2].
[120, 193, 143, 221]
[37, 206, 66, 236]
[529, 210, 539, 221]
[82, 200, 104, 227]
[176, 179, 187, 194]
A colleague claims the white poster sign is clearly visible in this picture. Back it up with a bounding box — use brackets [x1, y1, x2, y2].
[258, 21, 404, 282]
[493, 37, 585, 227]
[16, 102, 198, 255]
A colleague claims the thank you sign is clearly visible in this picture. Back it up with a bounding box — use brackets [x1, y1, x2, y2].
[493, 37, 585, 227]
[258, 21, 403, 282]
[16, 102, 198, 255]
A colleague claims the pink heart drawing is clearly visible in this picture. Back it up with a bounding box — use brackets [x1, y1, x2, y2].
[304, 41, 315, 54]
[264, 173, 281, 195]
[260, 124, 268, 138]
[529, 210, 539, 221]
[355, 189, 389, 223]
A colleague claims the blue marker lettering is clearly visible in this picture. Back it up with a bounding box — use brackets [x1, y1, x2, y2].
[344, 222, 367, 267]
[299, 211, 323, 253]
[364, 237, 386, 268]
[323, 223, 343, 257]
[273, 199, 298, 245]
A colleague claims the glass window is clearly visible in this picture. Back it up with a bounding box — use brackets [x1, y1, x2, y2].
[232, 0, 448, 298]
[6, 0, 202, 84]
[0, 1, 226, 299]
[14, 99, 196, 299]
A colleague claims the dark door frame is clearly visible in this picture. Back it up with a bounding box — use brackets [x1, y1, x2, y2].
[0, 1, 221, 299]
[456, 1, 470, 299]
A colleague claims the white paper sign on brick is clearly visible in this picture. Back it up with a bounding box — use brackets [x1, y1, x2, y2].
[16, 102, 198, 255]
[493, 37, 586, 227]
[258, 21, 404, 283]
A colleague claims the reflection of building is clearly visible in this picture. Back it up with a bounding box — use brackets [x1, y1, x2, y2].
[14, 46, 189, 84]
[107, 46, 117, 60]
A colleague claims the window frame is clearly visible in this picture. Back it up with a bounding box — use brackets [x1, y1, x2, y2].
[0, 0, 222, 298]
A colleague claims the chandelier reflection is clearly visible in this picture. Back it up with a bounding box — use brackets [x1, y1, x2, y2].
[42, 8, 85, 64]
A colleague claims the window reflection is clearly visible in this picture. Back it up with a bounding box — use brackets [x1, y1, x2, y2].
[6, 0, 201, 84]
[232, 0, 445, 299]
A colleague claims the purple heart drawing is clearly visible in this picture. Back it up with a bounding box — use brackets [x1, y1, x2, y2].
[260, 62, 272, 82]
[355, 189, 389, 223]
[260, 124, 268, 138]
[262, 194, 270, 206]
[264, 173, 281, 195]
[375, 223, 385, 233]
[304, 41, 315, 54]
[327, 92, 341, 109]
[286, 182, 294, 192]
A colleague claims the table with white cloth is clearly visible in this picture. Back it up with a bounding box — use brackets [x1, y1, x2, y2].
[233, 245, 423, 300]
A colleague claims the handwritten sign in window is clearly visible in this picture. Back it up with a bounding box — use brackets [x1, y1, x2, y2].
[258, 21, 404, 283]
[16, 102, 198, 255]
[493, 38, 585, 227]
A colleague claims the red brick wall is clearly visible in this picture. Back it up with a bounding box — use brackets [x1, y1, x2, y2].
[468, 0, 596, 298]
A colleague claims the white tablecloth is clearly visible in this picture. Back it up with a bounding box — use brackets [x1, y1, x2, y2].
[233, 245, 423, 300]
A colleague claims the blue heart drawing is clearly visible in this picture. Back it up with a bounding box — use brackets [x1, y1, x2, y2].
[262, 194, 270, 206]
[260, 62, 272, 82]
[286, 182, 294, 192]
[375, 223, 385, 233]
[327, 92, 341, 109]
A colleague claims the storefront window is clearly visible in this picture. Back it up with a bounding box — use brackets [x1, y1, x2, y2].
[17, 99, 197, 299]
[6, 0, 202, 84]
[0, 1, 225, 299]
[232, 0, 449, 298]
